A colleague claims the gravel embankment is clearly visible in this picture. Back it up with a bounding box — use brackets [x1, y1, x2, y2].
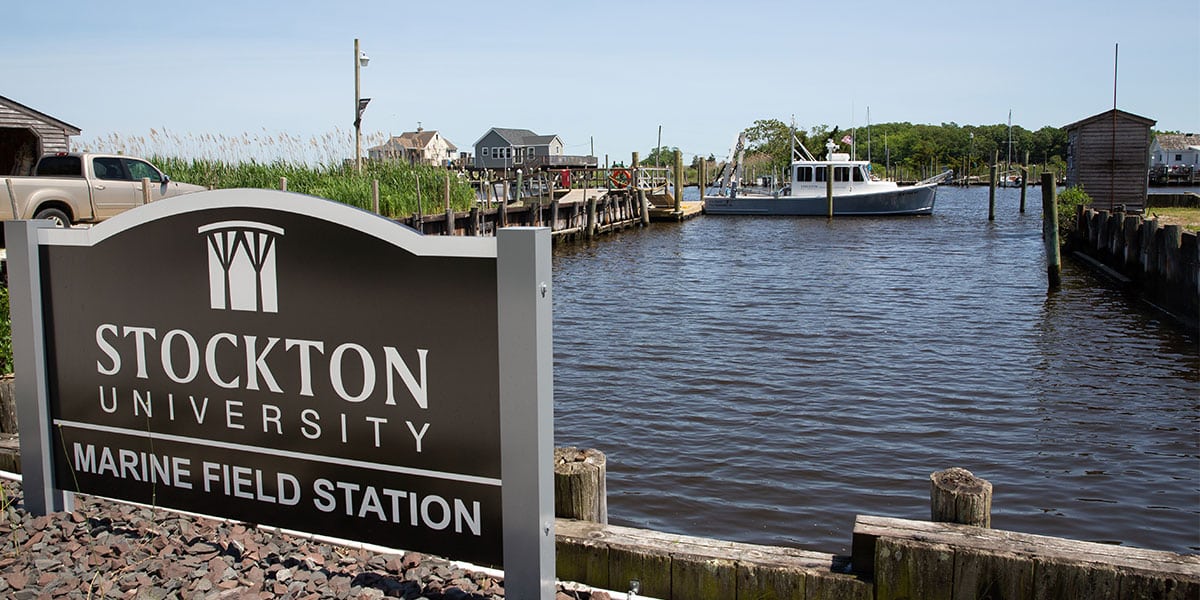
[0, 478, 606, 600]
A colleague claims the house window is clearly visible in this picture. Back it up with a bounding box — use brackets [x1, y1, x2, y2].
[480, 147, 488, 159]
[492, 148, 499, 159]
[506, 148, 512, 158]
[1176, 154, 1183, 161]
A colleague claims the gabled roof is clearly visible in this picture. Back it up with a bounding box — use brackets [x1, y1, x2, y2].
[473, 127, 560, 148]
[369, 130, 457, 153]
[0, 94, 82, 135]
[1063, 108, 1156, 131]
[1154, 133, 1200, 151]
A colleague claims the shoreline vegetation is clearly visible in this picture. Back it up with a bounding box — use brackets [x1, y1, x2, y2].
[76, 129, 478, 217]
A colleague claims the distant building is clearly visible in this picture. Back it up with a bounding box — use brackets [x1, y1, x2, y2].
[368, 128, 457, 166]
[1063, 109, 1155, 211]
[0, 95, 82, 176]
[472, 128, 563, 170]
[1150, 133, 1199, 170]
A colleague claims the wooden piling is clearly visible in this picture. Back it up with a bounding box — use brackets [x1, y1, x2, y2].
[1019, 151, 1030, 213]
[674, 150, 683, 213]
[988, 151, 998, 221]
[930, 467, 992, 527]
[443, 170, 451, 212]
[826, 167, 834, 218]
[415, 174, 423, 227]
[1042, 172, 1061, 288]
[586, 196, 598, 239]
[141, 178, 152, 204]
[1019, 167, 1028, 213]
[372, 179, 380, 214]
[554, 447, 608, 524]
[279, 176, 287, 192]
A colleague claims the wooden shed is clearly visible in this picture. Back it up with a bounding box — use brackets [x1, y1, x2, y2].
[1063, 108, 1155, 211]
[0, 95, 82, 176]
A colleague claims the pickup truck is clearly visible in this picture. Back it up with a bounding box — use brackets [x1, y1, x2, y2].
[1, 153, 206, 226]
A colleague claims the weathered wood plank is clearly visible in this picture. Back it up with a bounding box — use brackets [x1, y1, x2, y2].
[555, 518, 866, 598]
[670, 552, 736, 600]
[1033, 555, 1119, 600]
[952, 546, 1033, 600]
[1117, 565, 1200, 600]
[556, 533, 610, 590]
[608, 541, 672, 599]
[854, 515, 1200, 575]
[875, 537, 954, 600]
[735, 563, 806, 600]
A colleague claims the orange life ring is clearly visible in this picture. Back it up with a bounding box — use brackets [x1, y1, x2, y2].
[610, 169, 631, 189]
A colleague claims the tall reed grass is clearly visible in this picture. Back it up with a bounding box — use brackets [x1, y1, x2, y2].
[76, 129, 477, 216]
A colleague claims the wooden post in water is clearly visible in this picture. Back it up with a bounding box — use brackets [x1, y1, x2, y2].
[1042, 171, 1061, 288]
[372, 179, 380, 215]
[586, 196, 597, 239]
[1019, 150, 1030, 213]
[930, 467, 992, 527]
[826, 167, 834, 219]
[988, 150, 997, 221]
[554, 447, 607, 524]
[674, 150, 683, 213]
[141, 178, 152, 204]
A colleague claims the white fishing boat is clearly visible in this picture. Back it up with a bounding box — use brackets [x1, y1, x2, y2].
[703, 133, 950, 216]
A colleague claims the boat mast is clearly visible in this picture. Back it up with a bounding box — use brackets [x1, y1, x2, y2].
[1006, 109, 1013, 183]
[867, 106, 872, 169]
[789, 114, 795, 166]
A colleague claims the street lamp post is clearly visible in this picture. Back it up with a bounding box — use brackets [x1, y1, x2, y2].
[354, 39, 370, 173]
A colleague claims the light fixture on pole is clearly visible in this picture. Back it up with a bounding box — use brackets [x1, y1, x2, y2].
[354, 38, 371, 173]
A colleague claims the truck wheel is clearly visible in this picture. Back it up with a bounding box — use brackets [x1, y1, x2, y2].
[33, 208, 71, 228]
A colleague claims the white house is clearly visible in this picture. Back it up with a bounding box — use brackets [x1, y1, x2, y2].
[368, 128, 458, 166]
[1150, 133, 1200, 170]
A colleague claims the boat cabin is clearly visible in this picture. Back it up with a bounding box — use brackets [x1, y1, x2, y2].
[791, 161, 871, 189]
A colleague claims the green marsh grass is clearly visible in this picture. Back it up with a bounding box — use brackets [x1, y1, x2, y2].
[76, 128, 478, 217]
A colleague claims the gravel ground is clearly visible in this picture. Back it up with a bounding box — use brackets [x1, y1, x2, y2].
[0, 478, 608, 600]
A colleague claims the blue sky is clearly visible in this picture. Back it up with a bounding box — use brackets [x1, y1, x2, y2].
[4, 0, 1197, 163]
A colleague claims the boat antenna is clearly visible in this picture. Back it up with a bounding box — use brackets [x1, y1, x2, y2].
[867, 106, 872, 169]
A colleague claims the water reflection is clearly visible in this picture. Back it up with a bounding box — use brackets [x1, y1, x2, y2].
[553, 186, 1199, 554]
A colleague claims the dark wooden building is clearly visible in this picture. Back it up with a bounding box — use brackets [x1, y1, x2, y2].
[1063, 109, 1155, 211]
[0, 95, 82, 176]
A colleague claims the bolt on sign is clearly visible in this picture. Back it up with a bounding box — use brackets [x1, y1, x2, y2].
[7, 189, 555, 598]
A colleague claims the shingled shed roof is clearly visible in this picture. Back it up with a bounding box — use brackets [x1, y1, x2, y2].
[1063, 108, 1156, 131]
[1154, 133, 1200, 151]
[0, 95, 82, 135]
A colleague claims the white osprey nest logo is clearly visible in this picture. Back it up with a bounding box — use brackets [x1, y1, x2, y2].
[199, 221, 285, 313]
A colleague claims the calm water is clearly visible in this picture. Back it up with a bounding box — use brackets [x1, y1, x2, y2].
[551, 185, 1199, 555]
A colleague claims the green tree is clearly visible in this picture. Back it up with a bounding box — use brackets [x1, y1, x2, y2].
[643, 145, 681, 167]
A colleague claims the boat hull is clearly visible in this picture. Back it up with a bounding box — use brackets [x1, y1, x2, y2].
[703, 184, 938, 216]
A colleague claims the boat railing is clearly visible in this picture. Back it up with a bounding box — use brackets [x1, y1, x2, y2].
[914, 170, 955, 187]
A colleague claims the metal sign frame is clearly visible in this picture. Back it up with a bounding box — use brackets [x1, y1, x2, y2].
[6, 189, 554, 599]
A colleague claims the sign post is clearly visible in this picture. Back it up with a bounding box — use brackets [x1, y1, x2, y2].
[6, 189, 554, 597]
[498, 227, 555, 598]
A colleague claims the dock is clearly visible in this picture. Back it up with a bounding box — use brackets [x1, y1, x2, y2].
[398, 163, 703, 240]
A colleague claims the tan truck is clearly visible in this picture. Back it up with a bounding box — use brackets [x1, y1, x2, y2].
[1, 153, 206, 226]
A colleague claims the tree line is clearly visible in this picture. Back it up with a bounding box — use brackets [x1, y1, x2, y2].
[738, 119, 1070, 181]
